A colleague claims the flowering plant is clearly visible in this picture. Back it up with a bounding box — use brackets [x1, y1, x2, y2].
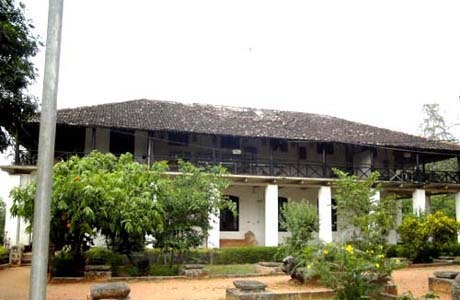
[301, 243, 395, 299]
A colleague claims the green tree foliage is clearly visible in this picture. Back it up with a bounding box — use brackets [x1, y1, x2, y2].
[11, 152, 165, 257]
[398, 211, 460, 262]
[279, 201, 318, 257]
[155, 160, 231, 265]
[0, 0, 40, 151]
[333, 169, 397, 251]
[10, 152, 231, 266]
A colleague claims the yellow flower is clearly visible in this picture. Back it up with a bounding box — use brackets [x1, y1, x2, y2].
[377, 254, 384, 259]
[323, 249, 329, 255]
[375, 263, 380, 268]
[307, 264, 312, 269]
[345, 245, 354, 254]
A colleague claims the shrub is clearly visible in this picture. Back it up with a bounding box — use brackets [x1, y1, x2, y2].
[53, 251, 84, 277]
[84, 247, 123, 266]
[149, 264, 180, 276]
[303, 243, 395, 300]
[0, 246, 8, 264]
[279, 201, 318, 257]
[214, 246, 278, 264]
[398, 211, 460, 262]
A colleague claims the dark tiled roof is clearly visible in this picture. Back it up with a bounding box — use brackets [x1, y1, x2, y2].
[39, 99, 460, 153]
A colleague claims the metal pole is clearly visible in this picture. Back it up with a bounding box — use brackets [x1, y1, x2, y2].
[29, 1, 64, 299]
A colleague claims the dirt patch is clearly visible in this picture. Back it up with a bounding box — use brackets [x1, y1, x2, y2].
[1, 265, 459, 300]
[392, 265, 460, 300]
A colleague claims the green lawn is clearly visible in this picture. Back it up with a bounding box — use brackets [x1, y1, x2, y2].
[204, 264, 257, 275]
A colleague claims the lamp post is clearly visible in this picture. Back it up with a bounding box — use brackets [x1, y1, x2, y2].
[29, 0, 64, 299]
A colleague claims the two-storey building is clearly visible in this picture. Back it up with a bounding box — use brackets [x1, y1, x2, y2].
[2, 99, 460, 248]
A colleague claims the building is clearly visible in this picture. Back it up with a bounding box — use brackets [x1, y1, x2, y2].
[2, 99, 460, 248]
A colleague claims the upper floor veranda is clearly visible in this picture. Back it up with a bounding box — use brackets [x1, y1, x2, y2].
[14, 124, 460, 185]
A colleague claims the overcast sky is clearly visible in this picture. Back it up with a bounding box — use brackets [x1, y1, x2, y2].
[18, 0, 460, 138]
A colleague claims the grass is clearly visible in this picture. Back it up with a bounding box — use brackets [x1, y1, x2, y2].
[204, 264, 257, 275]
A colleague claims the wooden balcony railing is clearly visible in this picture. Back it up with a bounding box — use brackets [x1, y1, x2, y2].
[14, 150, 460, 184]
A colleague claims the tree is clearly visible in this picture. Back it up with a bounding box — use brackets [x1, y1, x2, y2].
[420, 104, 455, 141]
[0, 0, 40, 152]
[333, 169, 397, 251]
[417, 103, 457, 219]
[155, 160, 231, 266]
[11, 152, 165, 259]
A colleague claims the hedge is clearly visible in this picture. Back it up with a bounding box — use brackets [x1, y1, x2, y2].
[145, 246, 280, 265]
[213, 246, 279, 264]
[0, 246, 8, 264]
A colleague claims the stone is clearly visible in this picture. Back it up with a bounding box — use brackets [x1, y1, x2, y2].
[439, 256, 455, 260]
[89, 282, 130, 300]
[85, 265, 111, 271]
[233, 280, 267, 292]
[180, 268, 207, 277]
[255, 262, 282, 274]
[183, 264, 204, 270]
[434, 271, 459, 279]
[281, 256, 295, 275]
[452, 274, 460, 300]
[258, 262, 281, 268]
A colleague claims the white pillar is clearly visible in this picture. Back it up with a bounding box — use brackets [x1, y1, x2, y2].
[412, 189, 426, 216]
[207, 210, 220, 248]
[265, 184, 279, 246]
[456, 192, 460, 243]
[3, 174, 21, 247]
[388, 201, 402, 245]
[318, 186, 333, 243]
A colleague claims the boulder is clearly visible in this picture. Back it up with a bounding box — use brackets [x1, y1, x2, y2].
[233, 280, 267, 292]
[452, 274, 460, 300]
[434, 271, 459, 279]
[85, 265, 111, 272]
[183, 264, 204, 270]
[89, 282, 130, 300]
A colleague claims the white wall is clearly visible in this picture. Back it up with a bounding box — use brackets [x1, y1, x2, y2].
[220, 185, 324, 246]
[2, 173, 34, 247]
[220, 186, 266, 245]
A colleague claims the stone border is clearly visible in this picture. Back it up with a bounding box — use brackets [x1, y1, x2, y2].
[408, 262, 453, 268]
[51, 272, 286, 283]
[428, 277, 453, 295]
[226, 288, 335, 300]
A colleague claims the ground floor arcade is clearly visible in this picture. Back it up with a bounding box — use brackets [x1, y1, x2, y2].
[206, 175, 460, 248]
[2, 167, 460, 248]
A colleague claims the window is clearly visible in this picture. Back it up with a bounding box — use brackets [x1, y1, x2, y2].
[298, 147, 307, 160]
[221, 136, 240, 149]
[331, 198, 337, 232]
[317, 143, 334, 155]
[278, 197, 288, 231]
[110, 129, 134, 155]
[220, 196, 239, 231]
[168, 132, 189, 146]
[270, 139, 288, 152]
